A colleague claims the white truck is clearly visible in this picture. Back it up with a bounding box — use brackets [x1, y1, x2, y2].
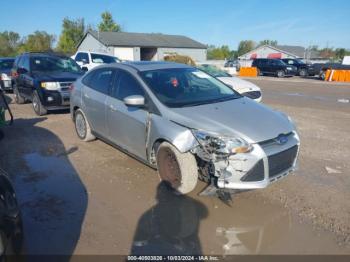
[71, 51, 120, 71]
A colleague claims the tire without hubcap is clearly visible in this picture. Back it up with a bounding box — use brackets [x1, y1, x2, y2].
[156, 142, 198, 194]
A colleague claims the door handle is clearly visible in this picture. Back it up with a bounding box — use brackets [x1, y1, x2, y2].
[109, 104, 117, 111]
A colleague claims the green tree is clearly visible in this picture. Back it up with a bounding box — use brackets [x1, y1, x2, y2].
[18, 31, 55, 53]
[319, 47, 335, 59]
[207, 45, 236, 60]
[98, 11, 121, 32]
[237, 40, 256, 56]
[57, 18, 85, 55]
[258, 39, 278, 47]
[0, 31, 21, 56]
[334, 48, 348, 60]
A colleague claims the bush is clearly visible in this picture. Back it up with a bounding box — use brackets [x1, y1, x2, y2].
[164, 54, 196, 66]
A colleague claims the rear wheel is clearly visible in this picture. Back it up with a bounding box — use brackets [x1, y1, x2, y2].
[32, 91, 47, 116]
[257, 69, 263, 76]
[277, 70, 285, 78]
[156, 142, 198, 194]
[14, 86, 25, 104]
[74, 109, 95, 142]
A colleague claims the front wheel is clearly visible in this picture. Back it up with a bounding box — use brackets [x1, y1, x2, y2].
[32, 91, 47, 116]
[156, 142, 198, 194]
[299, 69, 308, 77]
[277, 70, 285, 78]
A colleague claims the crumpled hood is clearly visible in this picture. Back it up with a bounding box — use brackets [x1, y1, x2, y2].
[166, 97, 294, 143]
[32, 71, 83, 82]
[218, 76, 260, 94]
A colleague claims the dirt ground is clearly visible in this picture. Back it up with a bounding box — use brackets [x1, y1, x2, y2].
[0, 77, 350, 256]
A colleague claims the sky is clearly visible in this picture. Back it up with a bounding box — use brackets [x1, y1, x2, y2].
[1, 0, 350, 49]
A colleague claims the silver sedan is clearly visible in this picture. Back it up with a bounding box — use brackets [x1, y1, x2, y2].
[70, 62, 300, 194]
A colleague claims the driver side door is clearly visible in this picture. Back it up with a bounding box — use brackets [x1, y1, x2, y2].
[106, 69, 148, 160]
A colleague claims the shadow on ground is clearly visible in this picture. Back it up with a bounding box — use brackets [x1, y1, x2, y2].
[0, 117, 87, 261]
[131, 181, 208, 255]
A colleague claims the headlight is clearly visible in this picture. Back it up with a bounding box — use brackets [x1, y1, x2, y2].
[41, 82, 60, 90]
[192, 130, 252, 156]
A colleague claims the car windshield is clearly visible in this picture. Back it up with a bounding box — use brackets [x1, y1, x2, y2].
[197, 65, 231, 77]
[140, 68, 241, 108]
[31, 56, 81, 73]
[296, 59, 306, 64]
[91, 53, 119, 64]
[0, 59, 14, 70]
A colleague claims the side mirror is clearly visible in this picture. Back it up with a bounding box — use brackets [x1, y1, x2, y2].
[17, 67, 27, 74]
[123, 95, 145, 107]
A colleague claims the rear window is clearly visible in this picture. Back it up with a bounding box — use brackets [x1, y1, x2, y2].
[0, 59, 14, 70]
[91, 53, 119, 64]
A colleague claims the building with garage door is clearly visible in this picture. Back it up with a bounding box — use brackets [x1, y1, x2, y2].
[76, 30, 207, 62]
[238, 45, 322, 66]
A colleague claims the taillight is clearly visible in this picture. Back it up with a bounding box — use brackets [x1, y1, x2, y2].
[69, 83, 74, 91]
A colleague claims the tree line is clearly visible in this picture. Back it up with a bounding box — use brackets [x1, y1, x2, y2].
[207, 40, 350, 61]
[0, 11, 121, 57]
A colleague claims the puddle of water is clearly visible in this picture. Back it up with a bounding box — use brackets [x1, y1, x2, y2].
[199, 197, 349, 255]
[15, 152, 87, 255]
[130, 183, 349, 256]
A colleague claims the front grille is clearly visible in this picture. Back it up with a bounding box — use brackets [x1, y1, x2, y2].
[259, 132, 294, 147]
[59, 82, 73, 91]
[268, 145, 298, 178]
[242, 91, 261, 100]
[240, 160, 264, 182]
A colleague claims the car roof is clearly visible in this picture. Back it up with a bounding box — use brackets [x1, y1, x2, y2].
[0, 57, 14, 60]
[20, 52, 68, 58]
[120, 61, 193, 72]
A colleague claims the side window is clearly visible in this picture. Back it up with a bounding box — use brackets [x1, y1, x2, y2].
[22, 56, 30, 71]
[88, 68, 114, 94]
[287, 60, 294, 65]
[113, 70, 144, 100]
[17, 57, 24, 69]
[75, 52, 90, 63]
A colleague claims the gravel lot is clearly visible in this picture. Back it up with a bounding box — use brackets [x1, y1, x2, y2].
[0, 76, 350, 256]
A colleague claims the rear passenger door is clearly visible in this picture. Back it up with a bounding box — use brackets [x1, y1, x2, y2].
[106, 69, 148, 160]
[82, 68, 115, 137]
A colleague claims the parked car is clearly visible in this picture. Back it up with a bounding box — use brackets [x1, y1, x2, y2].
[0, 168, 23, 258]
[281, 58, 316, 77]
[252, 58, 297, 77]
[198, 65, 262, 102]
[0, 58, 15, 92]
[71, 62, 300, 194]
[71, 51, 120, 71]
[11, 52, 84, 116]
[312, 62, 350, 80]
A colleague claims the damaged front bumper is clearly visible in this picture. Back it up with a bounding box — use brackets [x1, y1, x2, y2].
[196, 132, 300, 190]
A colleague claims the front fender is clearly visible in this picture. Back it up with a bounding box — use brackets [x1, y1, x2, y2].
[147, 114, 198, 157]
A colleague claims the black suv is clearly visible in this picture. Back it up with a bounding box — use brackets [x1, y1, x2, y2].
[11, 52, 83, 115]
[252, 58, 297, 77]
[281, 58, 316, 77]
